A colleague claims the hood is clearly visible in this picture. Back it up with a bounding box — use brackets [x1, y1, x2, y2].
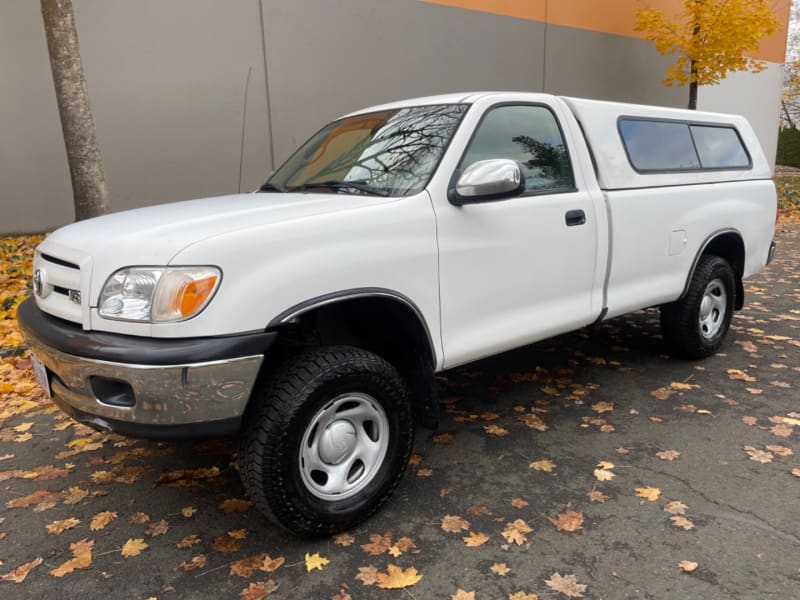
[39, 192, 392, 305]
[43, 192, 389, 264]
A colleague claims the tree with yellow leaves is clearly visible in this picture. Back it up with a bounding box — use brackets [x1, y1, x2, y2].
[636, 0, 780, 109]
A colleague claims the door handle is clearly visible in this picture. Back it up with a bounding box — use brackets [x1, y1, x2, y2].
[565, 209, 586, 226]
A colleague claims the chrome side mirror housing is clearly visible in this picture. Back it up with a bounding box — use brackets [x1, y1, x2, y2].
[450, 159, 525, 205]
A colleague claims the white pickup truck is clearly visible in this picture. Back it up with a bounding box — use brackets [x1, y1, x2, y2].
[18, 92, 776, 535]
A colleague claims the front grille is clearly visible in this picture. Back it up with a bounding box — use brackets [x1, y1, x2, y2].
[34, 250, 89, 325]
[41, 253, 79, 270]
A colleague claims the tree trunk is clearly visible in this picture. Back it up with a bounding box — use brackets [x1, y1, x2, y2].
[41, 0, 109, 221]
[782, 99, 795, 129]
[688, 61, 698, 110]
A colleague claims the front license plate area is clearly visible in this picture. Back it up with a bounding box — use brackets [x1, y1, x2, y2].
[31, 354, 51, 399]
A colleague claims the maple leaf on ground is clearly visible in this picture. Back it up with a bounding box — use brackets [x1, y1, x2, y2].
[591, 401, 613, 413]
[218, 498, 252, 513]
[744, 445, 774, 464]
[230, 554, 267, 578]
[511, 497, 529, 508]
[121, 538, 148, 558]
[463, 532, 489, 547]
[395, 537, 416, 553]
[467, 505, 491, 516]
[355, 566, 379, 586]
[181, 506, 197, 518]
[361, 532, 393, 555]
[441, 515, 470, 533]
[741, 416, 758, 426]
[128, 512, 150, 524]
[6, 489, 62, 509]
[587, 489, 608, 503]
[491, 562, 511, 576]
[61, 486, 89, 506]
[766, 445, 793, 457]
[792, 468, 800, 478]
[727, 369, 756, 382]
[635, 487, 662, 501]
[679, 560, 698, 573]
[650, 387, 675, 400]
[502, 519, 533, 545]
[416, 468, 433, 477]
[212, 534, 241, 554]
[529, 459, 556, 472]
[229, 528, 248, 540]
[519, 413, 548, 431]
[0, 557, 43, 583]
[240, 580, 279, 600]
[484, 424, 509, 436]
[145, 519, 169, 537]
[452, 590, 476, 600]
[597, 460, 615, 469]
[656, 450, 681, 461]
[593, 469, 615, 482]
[330, 584, 352, 600]
[545, 572, 587, 598]
[333, 532, 355, 547]
[376, 564, 422, 589]
[261, 554, 285, 573]
[433, 433, 454, 444]
[177, 555, 208, 572]
[51, 539, 94, 576]
[771, 424, 793, 438]
[509, 592, 539, 600]
[89, 511, 117, 531]
[549, 509, 584, 532]
[176, 534, 201, 549]
[305, 552, 329, 572]
[90, 471, 114, 484]
[46, 517, 80, 535]
[671, 515, 695, 530]
[664, 500, 688, 515]
[156, 466, 221, 486]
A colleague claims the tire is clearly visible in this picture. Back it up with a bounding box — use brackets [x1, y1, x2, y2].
[660, 255, 735, 359]
[239, 345, 414, 536]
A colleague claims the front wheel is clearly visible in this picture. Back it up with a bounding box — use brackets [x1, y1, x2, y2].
[239, 346, 413, 536]
[660, 255, 735, 359]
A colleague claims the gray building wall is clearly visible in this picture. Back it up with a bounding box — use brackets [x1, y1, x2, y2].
[2, 0, 685, 234]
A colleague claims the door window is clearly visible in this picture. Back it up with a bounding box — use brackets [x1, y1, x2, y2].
[461, 105, 574, 193]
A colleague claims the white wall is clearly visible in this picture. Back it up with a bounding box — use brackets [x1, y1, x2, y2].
[697, 62, 783, 172]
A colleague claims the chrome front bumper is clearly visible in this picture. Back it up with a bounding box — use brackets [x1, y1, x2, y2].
[27, 334, 263, 428]
[17, 298, 272, 439]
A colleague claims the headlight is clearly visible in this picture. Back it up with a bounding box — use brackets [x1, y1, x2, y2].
[98, 266, 220, 322]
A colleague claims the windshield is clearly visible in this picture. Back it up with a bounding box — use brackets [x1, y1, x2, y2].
[264, 104, 468, 197]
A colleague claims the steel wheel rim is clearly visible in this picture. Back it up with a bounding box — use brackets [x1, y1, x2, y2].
[299, 392, 389, 501]
[698, 278, 727, 340]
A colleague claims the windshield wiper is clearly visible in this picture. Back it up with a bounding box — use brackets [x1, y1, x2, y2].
[258, 182, 288, 193]
[291, 180, 390, 197]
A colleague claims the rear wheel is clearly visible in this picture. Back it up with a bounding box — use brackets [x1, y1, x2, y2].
[660, 255, 735, 359]
[239, 346, 413, 536]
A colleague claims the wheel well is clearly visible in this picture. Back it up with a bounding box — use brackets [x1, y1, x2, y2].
[698, 232, 745, 310]
[262, 296, 439, 428]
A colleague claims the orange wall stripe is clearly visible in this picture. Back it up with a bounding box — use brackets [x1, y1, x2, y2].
[421, 0, 790, 63]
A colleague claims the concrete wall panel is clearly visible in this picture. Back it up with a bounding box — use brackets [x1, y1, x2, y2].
[261, 0, 547, 165]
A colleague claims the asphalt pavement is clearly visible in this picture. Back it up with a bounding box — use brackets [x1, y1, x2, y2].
[1, 222, 798, 600]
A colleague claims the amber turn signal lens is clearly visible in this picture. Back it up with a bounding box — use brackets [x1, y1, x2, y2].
[175, 275, 218, 317]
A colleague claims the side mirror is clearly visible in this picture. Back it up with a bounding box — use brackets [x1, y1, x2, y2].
[449, 159, 525, 205]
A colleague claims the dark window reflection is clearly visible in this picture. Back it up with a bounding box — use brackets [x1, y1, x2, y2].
[267, 104, 468, 196]
[690, 125, 750, 168]
[461, 105, 574, 192]
[619, 120, 701, 171]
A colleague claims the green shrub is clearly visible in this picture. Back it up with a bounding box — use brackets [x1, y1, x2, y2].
[776, 127, 800, 167]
